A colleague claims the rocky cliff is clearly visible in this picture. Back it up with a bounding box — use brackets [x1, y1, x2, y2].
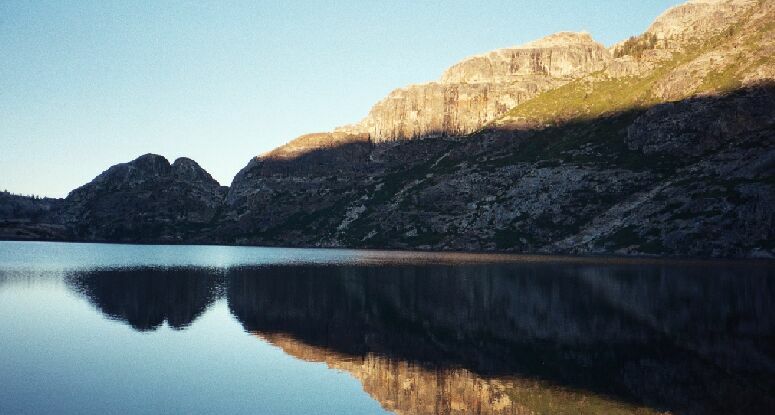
[333, 32, 611, 142]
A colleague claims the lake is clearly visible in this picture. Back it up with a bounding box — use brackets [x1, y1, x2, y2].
[0, 241, 773, 414]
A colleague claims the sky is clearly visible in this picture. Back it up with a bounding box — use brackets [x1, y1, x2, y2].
[1, 0, 683, 198]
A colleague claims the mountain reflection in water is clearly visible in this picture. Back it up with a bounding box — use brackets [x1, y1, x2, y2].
[68, 268, 222, 331]
[65, 260, 775, 415]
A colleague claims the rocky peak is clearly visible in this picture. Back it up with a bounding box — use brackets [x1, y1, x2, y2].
[440, 32, 610, 84]
[69, 154, 222, 195]
[607, 0, 772, 89]
[172, 157, 221, 185]
[645, 0, 757, 49]
[72, 153, 172, 194]
[63, 153, 226, 242]
[133, 153, 169, 165]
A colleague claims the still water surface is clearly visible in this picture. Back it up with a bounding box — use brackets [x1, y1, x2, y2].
[0, 241, 773, 414]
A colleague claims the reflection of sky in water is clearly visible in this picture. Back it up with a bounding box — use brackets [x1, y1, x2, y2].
[0, 287, 389, 415]
[0, 241, 375, 270]
[2, 240, 766, 272]
[0, 240, 501, 271]
[1, 241, 774, 415]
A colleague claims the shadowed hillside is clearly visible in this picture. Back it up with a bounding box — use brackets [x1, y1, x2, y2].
[0, 191, 66, 240]
[217, 83, 775, 257]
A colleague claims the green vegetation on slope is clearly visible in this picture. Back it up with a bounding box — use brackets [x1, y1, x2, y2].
[613, 33, 659, 59]
[501, 5, 770, 126]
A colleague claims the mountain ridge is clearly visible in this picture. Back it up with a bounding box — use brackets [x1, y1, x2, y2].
[1, 0, 773, 258]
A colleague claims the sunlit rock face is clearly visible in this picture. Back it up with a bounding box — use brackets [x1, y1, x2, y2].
[336, 32, 611, 142]
[441, 32, 611, 83]
[645, 0, 758, 50]
[608, 0, 763, 79]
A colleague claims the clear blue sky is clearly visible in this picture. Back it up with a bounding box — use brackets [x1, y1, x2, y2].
[1, 0, 682, 197]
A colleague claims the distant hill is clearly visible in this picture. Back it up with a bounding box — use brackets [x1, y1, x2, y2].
[0, 191, 65, 240]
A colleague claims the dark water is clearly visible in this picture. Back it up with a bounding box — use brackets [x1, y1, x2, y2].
[0, 242, 773, 415]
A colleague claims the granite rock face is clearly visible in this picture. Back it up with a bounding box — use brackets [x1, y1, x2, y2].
[608, 0, 763, 80]
[63, 154, 227, 242]
[335, 32, 611, 142]
[645, 0, 758, 50]
[441, 32, 611, 83]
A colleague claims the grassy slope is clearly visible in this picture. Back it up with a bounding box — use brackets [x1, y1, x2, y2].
[498, 4, 772, 127]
